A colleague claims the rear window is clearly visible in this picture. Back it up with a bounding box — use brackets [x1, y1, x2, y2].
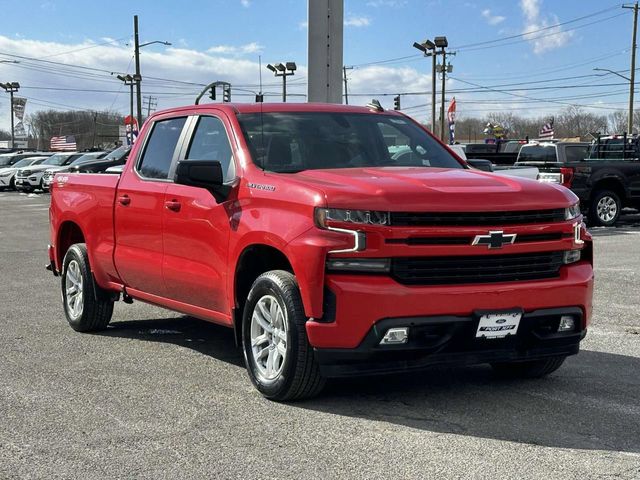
[517, 145, 557, 163]
[564, 145, 588, 163]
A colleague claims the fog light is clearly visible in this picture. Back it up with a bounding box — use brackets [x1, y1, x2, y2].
[380, 327, 409, 344]
[563, 250, 581, 264]
[558, 315, 575, 332]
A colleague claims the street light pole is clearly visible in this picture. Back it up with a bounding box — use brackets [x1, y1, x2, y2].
[0, 82, 20, 148]
[132, 15, 171, 127]
[134, 15, 142, 129]
[623, 2, 639, 133]
[117, 75, 136, 145]
[267, 62, 297, 102]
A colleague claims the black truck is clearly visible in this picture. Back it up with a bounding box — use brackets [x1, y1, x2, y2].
[515, 136, 640, 226]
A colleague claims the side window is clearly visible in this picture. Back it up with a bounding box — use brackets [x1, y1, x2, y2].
[564, 146, 588, 163]
[138, 116, 187, 179]
[186, 116, 236, 181]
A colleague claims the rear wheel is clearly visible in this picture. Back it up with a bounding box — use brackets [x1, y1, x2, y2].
[61, 243, 114, 332]
[590, 189, 621, 226]
[242, 270, 325, 401]
[9, 177, 15, 190]
[491, 356, 566, 378]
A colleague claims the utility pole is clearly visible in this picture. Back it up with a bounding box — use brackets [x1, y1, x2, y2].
[143, 95, 158, 118]
[0, 82, 20, 148]
[91, 112, 97, 148]
[343, 65, 353, 104]
[624, 2, 639, 133]
[117, 75, 136, 145]
[133, 15, 142, 129]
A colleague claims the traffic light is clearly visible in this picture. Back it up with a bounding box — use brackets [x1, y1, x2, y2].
[393, 95, 401, 111]
[255, 93, 264, 103]
[223, 84, 231, 103]
[209, 86, 216, 101]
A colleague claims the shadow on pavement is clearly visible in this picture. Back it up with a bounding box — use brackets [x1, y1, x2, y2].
[99, 316, 640, 453]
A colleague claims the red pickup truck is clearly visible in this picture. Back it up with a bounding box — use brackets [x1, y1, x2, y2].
[48, 103, 594, 400]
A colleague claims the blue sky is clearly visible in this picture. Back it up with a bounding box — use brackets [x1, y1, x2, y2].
[0, 0, 634, 131]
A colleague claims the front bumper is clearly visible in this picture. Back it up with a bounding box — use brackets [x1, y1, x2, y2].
[307, 260, 593, 354]
[314, 307, 586, 377]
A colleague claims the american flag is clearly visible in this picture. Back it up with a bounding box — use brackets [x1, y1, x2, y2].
[50, 135, 77, 151]
[539, 118, 554, 139]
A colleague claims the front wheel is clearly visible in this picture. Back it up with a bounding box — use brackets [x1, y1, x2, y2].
[241, 270, 325, 401]
[491, 356, 567, 378]
[590, 189, 621, 226]
[61, 243, 114, 332]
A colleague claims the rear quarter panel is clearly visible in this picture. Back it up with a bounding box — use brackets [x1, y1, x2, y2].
[50, 173, 120, 288]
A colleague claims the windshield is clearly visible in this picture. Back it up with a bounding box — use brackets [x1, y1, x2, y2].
[69, 152, 104, 166]
[43, 153, 75, 166]
[103, 145, 129, 161]
[13, 157, 40, 168]
[237, 112, 463, 172]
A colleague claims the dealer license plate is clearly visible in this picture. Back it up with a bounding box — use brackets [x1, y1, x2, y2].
[476, 311, 521, 339]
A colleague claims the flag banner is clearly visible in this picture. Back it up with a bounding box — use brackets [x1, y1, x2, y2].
[539, 117, 554, 139]
[447, 96, 456, 145]
[14, 121, 27, 139]
[124, 115, 139, 146]
[50, 135, 77, 151]
[12, 97, 26, 121]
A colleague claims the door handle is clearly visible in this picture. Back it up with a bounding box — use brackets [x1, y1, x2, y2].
[165, 200, 181, 212]
[118, 195, 131, 206]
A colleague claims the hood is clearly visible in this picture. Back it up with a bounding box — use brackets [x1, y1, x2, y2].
[288, 167, 576, 211]
[0, 166, 16, 174]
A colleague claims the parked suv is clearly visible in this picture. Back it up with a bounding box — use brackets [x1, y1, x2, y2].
[16, 152, 83, 192]
[0, 156, 49, 190]
[49, 103, 593, 401]
[41, 151, 109, 191]
[516, 137, 639, 226]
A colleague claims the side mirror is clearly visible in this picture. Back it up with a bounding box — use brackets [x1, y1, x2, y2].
[175, 159, 224, 188]
[466, 158, 494, 172]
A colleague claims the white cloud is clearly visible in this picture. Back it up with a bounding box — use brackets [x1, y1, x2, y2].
[520, 0, 539, 21]
[298, 20, 308, 30]
[240, 0, 251, 7]
[207, 42, 263, 55]
[519, 0, 572, 54]
[481, 9, 506, 26]
[344, 15, 371, 27]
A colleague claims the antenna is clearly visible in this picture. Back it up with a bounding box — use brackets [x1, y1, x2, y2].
[258, 55, 263, 96]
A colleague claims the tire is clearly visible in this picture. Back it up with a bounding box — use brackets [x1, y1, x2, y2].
[491, 356, 566, 378]
[589, 189, 621, 227]
[61, 243, 114, 332]
[241, 270, 325, 401]
[9, 177, 15, 190]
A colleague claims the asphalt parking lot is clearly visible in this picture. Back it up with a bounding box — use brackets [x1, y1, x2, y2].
[0, 191, 639, 479]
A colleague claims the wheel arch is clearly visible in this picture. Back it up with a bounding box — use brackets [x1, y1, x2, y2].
[590, 176, 627, 203]
[56, 220, 85, 270]
[232, 243, 295, 343]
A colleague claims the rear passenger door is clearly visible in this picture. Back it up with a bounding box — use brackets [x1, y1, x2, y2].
[114, 115, 188, 297]
[162, 113, 237, 318]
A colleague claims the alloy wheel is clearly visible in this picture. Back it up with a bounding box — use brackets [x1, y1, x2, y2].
[596, 195, 618, 223]
[65, 260, 84, 320]
[250, 295, 288, 383]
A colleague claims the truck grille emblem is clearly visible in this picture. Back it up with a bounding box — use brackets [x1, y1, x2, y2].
[472, 231, 517, 249]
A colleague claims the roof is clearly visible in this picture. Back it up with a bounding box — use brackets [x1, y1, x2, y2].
[151, 102, 405, 118]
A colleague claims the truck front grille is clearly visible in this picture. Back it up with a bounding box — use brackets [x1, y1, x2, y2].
[390, 209, 565, 226]
[391, 251, 564, 285]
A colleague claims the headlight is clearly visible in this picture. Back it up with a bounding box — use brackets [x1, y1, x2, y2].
[0, 171, 11, 177]
[564, 203, 581, 220]
[315, 208, 389, 228]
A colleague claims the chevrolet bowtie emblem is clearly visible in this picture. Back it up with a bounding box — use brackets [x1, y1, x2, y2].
[472, 230, 517, 249]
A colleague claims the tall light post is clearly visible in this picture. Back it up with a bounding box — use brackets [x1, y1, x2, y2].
[267, 62, 297, 102]
[0, 82, 20, 148]
[412, 39, 436, 132]
[434, 36, 450, 141]
[133, 15, 171, 128]
[594, 67, 633, 132]
[117, 74, 136, 145]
